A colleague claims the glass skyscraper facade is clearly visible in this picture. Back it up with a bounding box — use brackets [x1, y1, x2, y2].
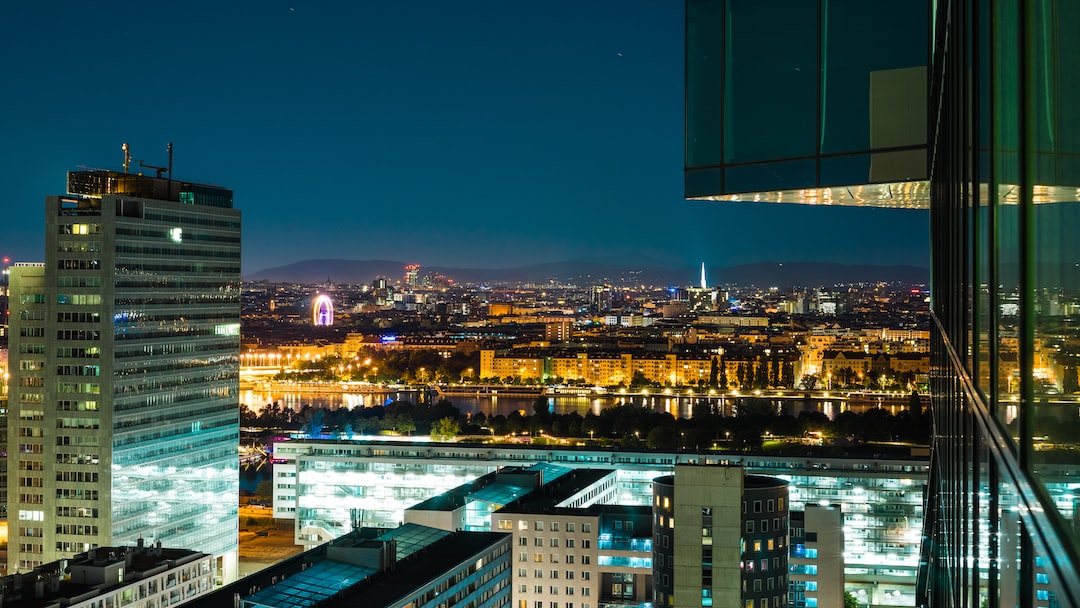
[922, 1, 1080, 606]
[7, 170, 241, 579]
[685, 0, 1080, 606]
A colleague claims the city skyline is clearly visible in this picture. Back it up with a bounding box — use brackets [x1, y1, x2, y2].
[0, 2, 929, 275]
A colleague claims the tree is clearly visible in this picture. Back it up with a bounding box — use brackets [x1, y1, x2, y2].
[646, 426, 678, 450]
[304, 408, 325, 437]
[844, 591, 859, 608]
[532, 397, 551, 419]
[709, 357, 719, 389]
[1064, 364, 1080, 394]
[692, 401, 713, 419]
[430, 417, 461, 441]
[781, 361, 795, 388]
[753, 359, 769, 390]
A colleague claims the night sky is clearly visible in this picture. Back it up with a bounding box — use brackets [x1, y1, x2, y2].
[0, 1, 928, 276]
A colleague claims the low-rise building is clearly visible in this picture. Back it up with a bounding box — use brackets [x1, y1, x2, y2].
[191, 524, 511, 608]
[0, 541, 214, 608]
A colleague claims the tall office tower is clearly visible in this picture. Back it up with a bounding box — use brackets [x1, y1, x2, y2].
[652, 466, 788, 608]
[683, 1, 1080, 605]
[404, 264, 420, 288]
[7, 169, 241, 580]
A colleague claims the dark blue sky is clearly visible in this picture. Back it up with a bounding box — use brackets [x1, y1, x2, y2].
[0, 1, 928, 275]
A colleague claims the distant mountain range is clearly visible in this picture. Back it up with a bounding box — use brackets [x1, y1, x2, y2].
[245, 259, 929, 288]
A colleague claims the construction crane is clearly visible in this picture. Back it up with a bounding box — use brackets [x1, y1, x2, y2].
[121, 142, 173, 178]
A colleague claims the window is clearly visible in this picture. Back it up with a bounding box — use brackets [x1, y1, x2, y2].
[754, 501, 762, 513]
[582, 523, 591, 533]
[551, 538, 559, 547]
[551, 522, 560, 532]
[535, 522, 545, 531]
[566, 523, 575, 532]
[746, 520, 755, 533]
[566, 539, 575, 548]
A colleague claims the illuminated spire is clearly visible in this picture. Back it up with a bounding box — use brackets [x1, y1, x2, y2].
[700, 262, 707, 289]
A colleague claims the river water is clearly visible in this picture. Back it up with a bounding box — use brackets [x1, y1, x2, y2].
[241, 387, 693, 417]
[239, 387, 876, 420]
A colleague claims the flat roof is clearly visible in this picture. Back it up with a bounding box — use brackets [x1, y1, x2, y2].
[332, 532, 508, 607]
[406, 462, 575, 513]
[497, 468, 615, 514]
[243, 524, 456, 608]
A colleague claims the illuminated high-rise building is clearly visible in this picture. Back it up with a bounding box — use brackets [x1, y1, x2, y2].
[684, 0, 1080, 605]
[6, 168, 241, 579]
[404, 264, 420, 288]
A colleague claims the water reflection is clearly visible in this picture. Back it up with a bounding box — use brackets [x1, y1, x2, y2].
[240, 388, 899, 420]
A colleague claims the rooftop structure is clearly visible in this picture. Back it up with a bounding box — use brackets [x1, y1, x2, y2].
[403, 462, 615, 535]
[0, 541, 214, 608]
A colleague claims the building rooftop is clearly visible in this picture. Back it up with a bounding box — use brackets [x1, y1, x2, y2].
[66, 169, 233, 208]
[497, 468, 615, 514]
[406, 462, 574, 513]
[239, 525, 505, 608]
[0, 543, 209, 608]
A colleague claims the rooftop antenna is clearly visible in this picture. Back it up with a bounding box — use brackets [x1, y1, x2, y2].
[122, 143, 131, 173]
[135, 142, 173, 179]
